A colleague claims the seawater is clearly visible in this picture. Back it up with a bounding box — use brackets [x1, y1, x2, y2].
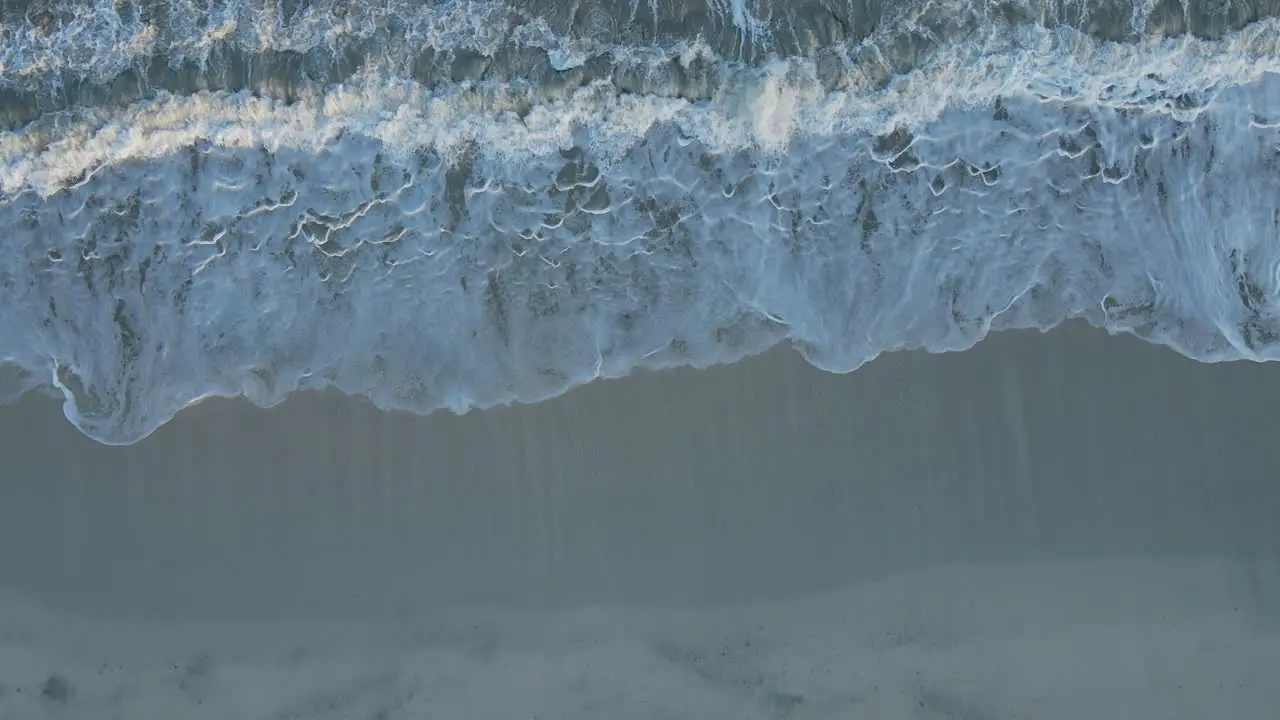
[1, 0, 1279, 444]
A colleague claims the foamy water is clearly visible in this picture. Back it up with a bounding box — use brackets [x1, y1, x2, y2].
[2, 0, 1279, 443]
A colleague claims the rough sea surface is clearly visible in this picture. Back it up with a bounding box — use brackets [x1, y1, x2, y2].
[2, 0, 1280, 443]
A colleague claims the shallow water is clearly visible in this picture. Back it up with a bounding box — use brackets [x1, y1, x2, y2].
[2, 324, 1280, 718]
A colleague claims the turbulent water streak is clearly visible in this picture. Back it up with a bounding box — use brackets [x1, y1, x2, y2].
[3, 0, 1280, 126]
[0, 0, 1279, 443]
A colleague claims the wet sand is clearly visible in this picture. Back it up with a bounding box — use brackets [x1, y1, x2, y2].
[1, 322, 1280, 717]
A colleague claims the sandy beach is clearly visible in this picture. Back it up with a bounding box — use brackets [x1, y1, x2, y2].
[2, 322, 1280, 718]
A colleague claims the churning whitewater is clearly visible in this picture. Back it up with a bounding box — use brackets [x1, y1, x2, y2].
[1, 0, 1279, 443]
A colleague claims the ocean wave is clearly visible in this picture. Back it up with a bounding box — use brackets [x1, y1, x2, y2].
[1, 12, 1279, 444]
[2, 0, 1276, 126]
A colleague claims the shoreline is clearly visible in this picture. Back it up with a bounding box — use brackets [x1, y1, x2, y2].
[2, 322, 1279, 618]
[3, 321, 1280, 716]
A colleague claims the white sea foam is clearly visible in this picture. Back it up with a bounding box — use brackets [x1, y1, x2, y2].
[0, 0, 510, 89]
[1, 16, 1279, 443]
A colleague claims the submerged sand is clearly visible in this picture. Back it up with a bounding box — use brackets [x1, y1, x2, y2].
[1, 322, 1279, 717]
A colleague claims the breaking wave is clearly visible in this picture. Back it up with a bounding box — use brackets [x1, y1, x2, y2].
[1, 0, 1279, 443]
